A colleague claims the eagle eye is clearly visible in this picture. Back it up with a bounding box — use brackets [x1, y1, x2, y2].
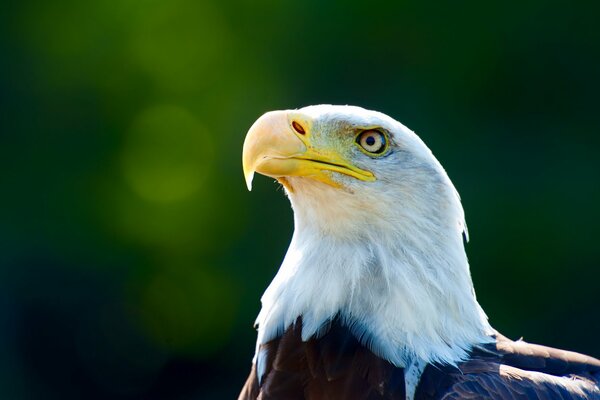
[356, 130, 387, 154]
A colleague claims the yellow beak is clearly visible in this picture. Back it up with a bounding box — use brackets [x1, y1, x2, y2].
[242, 110, 375, 191]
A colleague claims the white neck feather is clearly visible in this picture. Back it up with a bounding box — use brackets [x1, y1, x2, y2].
[255, 172, 493, 367]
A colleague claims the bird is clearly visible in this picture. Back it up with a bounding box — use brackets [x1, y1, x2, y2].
[238, 105, 600, 399]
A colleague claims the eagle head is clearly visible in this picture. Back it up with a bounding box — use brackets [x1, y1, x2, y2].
[242, 105, 491, 367]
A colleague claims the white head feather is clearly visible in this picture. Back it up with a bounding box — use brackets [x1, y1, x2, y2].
[253, 105, 493, 367]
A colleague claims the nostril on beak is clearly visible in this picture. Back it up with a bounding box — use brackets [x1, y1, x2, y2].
[292, 121, 306, 135]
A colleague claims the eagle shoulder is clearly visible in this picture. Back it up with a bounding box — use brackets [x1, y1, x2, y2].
[239, 317, 406, 400]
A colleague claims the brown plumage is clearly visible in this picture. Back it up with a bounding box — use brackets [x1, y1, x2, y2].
[239, 317, 600, 400]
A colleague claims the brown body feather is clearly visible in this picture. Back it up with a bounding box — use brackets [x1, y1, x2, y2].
[239, 318, 600, 400]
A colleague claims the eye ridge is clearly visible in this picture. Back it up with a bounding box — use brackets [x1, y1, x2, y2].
[356, 130, 387, 155]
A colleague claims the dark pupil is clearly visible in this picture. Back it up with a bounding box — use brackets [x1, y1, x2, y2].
[365, 135, 376, 146]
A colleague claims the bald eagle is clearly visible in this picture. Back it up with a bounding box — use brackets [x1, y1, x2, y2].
[239, 105, 600, 399]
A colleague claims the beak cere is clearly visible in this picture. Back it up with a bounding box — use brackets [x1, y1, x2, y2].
[242, 110, 376, 191]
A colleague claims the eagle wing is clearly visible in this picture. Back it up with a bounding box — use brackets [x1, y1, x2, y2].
[420, 333, 600, 399]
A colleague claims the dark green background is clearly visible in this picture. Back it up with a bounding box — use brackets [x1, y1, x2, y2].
[1, 0, 598, 398]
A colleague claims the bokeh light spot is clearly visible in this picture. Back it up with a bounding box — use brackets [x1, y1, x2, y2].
[129, 1, 232, 92]
[121, 105, 213, 203]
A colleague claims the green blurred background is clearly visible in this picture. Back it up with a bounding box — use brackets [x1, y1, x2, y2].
[1, 0, 599, 398]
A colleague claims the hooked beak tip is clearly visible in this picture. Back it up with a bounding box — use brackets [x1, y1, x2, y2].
[244, 170, 254, 191]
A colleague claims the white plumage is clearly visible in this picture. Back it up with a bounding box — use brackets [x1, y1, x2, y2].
[253, 105, 493, 371]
